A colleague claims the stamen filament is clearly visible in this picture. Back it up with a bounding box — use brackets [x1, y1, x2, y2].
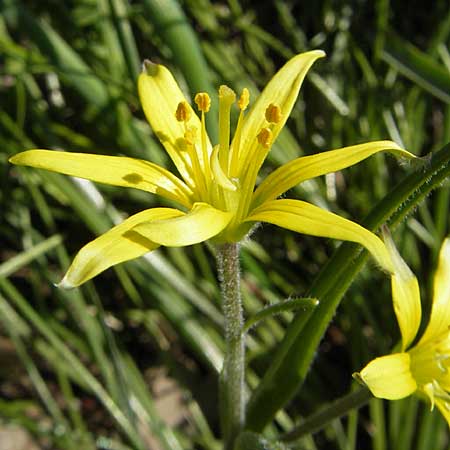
[194, 92, 212, 193]
[200, 112, 211, 184]
[229, 88, 250, 178]
[184, 127, 208, 197]
[234, 137, 269, 226]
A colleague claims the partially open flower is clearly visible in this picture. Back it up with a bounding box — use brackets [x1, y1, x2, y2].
[356, 234, 450, 424]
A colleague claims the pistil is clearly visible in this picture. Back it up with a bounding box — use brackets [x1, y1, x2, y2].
[218, 85, 236, 174]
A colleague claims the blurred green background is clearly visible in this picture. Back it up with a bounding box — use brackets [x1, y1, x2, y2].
[1, 0, 450, 449]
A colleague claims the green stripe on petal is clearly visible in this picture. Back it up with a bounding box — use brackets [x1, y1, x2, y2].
[419, 238, 450, 345]
[358, 353, 417, 400]
[236, 51, 325, 177]
[10, 150, 193, 208]
[133, 202, 233, 247]
[383, 229, 422, 350]
[245, 199, 394, 272]
[138, 62, 212, 186]
[59, 208, 184, 288]
[252, 140, 416, 207]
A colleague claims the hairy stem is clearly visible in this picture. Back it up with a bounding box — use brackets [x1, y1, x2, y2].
[217, 243, 245, 449]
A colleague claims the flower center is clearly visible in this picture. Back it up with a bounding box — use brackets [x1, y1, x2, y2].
[410, 333, 450, 408]
[174, 87, 282, 235]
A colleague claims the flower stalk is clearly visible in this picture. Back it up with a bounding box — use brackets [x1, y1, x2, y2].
[217, 243, 245, 449]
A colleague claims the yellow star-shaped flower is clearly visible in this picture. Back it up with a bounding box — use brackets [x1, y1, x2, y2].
[10, 51, 414, 288]
[356, 233, 450, 424]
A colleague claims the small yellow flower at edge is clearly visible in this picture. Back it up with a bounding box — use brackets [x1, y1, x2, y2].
[9, 51, 416, 288]
[355, 233, 450, 425]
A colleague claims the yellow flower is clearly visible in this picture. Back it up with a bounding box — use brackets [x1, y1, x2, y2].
[356, 234, 450, 423]
[10, 51, 415, 288]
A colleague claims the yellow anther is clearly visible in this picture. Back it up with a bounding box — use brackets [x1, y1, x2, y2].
[265, 103, 282, 124]
[194, 92, 211, 113]
[257, 127, 273, 149]
[238, 88, 250, 111]
[219, 85, 236, 103]
[175, 101, 191, 122]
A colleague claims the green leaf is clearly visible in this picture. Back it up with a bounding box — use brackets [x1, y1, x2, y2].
[234, 431, 287, 450]
[382, 33, 450, 103]
[243, 297, 318, 334]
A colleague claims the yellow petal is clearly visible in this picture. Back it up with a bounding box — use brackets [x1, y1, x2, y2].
[9, 150, 193, 208]
[419, 238, 450, 345]
[358, 353, 417, 400]
[138, 62, 212, 185]
[133, 202, 233, 247]
[245, 199, 394, 272]
[383, 229, 421, 350]
[252, 140, 416, 207]
[59, 208, 184, 288]
[236, 50, 325, 177]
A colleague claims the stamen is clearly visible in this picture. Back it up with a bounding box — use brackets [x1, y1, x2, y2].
[423, 382, 435, 410]
[238, 88, 250, 111]
[194, 92, 212, 185]
[218, 85, 236, 173]
[265, 103, 282, 124]
[183, 126, 207, 197]
[229, 88, 251, 177]
[257, 127, 273, 149]
[195, 93, 211, 113]
[175, 101, 191, 122]
[435, 352, 450, 373]
[234, 126, 273, 228]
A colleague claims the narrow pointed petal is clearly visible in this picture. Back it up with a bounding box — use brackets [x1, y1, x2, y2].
[358, 353, 417, 400]
[236, 51, 325, 176]
[10, 150, 193, 208]
[245, 199, 394, 272]
[383, 229, 422, 350]
[419, 238, 450, 345]
[59, 208, 184, 288]
[133, 202, 233, 247]
[252, 141, 416, 207]
[138, 62, 212, 184]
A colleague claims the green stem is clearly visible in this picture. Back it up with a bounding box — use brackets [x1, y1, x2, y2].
[280, 387, 372, 442]
[217, 243, 245, 449]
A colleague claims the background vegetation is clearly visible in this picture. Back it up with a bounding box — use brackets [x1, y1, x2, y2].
[1, 0, 450, 448]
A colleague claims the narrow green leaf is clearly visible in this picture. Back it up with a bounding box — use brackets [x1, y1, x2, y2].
[141, 0, 218, 140]
[243, 298, 318, 334]
[0, 278, 145, 450]
[382, 33, 450, 103]
[234, 431, 286, 450]
[280, 388, 371, 443]
[1, 0, 110, 107]
[0, 234, 63, 278]
[107, 0, 140, 81]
